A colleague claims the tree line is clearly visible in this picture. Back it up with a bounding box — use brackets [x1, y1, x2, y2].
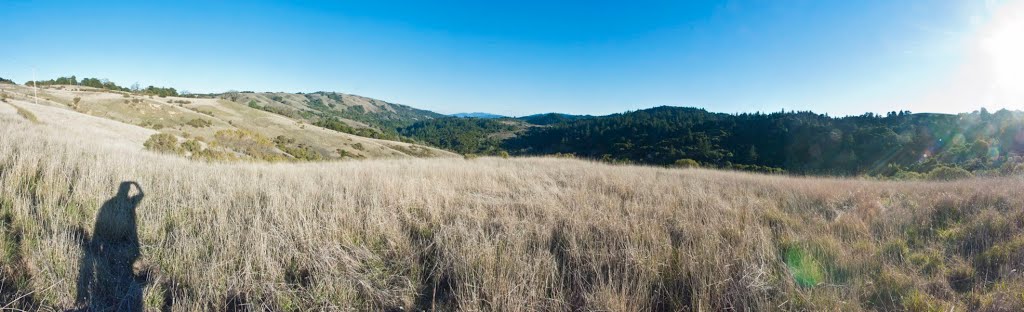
[23, 75, 179, 97]
[400, 106, 1024, 177]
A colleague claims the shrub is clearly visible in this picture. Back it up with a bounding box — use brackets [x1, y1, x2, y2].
[893, 170, 925, 180]
[143, 133, 182, 154]
[280, 144, 323, 161]
[673, 158, 700, 168]
[190, 148, 236, 161]
[186, 118, 212, 128]
[274, 136, 296, 146]
[181, 139, 202, 154]
[214, 129, 281, 161]
[928, 166, 972, 181]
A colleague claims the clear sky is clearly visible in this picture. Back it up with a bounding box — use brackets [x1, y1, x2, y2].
[1, 0, 1022, 116]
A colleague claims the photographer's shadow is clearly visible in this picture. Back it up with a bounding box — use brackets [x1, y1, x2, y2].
[74, 181, 146, 311]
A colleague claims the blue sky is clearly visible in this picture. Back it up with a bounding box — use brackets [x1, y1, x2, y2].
[1, 0, 1021, 116]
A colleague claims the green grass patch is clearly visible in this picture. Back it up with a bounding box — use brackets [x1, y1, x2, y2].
[5, 102, 39, 123]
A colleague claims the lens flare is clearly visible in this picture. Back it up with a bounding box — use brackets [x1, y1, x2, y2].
[981, 1, 1024, 103]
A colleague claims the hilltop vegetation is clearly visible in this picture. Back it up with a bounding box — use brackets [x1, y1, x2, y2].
[4, 119, 1024, 310]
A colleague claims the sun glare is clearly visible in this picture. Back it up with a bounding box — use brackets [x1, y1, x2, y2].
[981, 1, 1024, 100]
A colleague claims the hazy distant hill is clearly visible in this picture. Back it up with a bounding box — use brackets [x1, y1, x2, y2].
[451, 112, 506, 119]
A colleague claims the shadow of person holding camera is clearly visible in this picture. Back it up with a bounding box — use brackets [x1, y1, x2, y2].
[74, 181, 146, 311]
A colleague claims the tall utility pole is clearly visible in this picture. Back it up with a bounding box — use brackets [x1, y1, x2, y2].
[32, 67, 38, 106]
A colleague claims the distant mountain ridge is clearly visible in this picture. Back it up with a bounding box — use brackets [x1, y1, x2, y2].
[451, 112, 506, 119]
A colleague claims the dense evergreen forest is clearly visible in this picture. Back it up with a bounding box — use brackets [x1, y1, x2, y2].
[399, 118, 518, 154]
[400, 106, 1024, 177]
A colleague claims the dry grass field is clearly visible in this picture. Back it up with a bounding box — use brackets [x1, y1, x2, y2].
[3, 108, 1024, 311]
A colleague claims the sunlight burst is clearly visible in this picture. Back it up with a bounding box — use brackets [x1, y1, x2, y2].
[981, 1, 1024, 101]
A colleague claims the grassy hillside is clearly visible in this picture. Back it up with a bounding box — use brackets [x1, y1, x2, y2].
[225, 91, 444, 140]
[3, 111, 1024, 311]
[0, 83, 455, 161]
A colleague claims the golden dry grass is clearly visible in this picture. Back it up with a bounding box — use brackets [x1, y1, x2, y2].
[3, 119, 1024, 311]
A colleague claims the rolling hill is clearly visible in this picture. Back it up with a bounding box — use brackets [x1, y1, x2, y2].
[226, 91, 444, 138]
[0, 83, 456, 161]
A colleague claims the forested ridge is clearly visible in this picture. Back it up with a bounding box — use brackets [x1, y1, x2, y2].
[401, 106, 1024, 177]
[399, 118, 519, 154]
